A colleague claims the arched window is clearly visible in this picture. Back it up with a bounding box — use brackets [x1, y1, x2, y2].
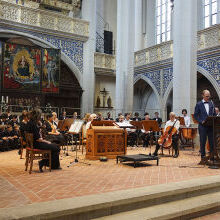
[156, 0, 171, 44]
[204, 0, 218, 28]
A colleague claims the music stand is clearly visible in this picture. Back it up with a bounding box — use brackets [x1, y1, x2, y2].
[115, 122, 134, 154]
[59, 118, 74, 132]
[130, 121, 143, 146]
[203, 116, 220, 169]
[67, 120, 90, 167]
[142, 120, 160, 155]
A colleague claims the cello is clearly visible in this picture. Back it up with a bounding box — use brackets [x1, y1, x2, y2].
[158, 119, 178, 148]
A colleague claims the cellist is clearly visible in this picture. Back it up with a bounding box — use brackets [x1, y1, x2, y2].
[153, 112, 180, 158]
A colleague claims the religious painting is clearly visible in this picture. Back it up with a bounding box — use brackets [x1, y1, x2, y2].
[42, 49, 60, 93]
[3, 43, 41, 91]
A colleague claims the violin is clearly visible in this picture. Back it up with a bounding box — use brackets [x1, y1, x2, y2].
[158, 120, 178, 148]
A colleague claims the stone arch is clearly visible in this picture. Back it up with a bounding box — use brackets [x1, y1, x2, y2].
[133, 74, 162, 117]
[134, 74, 161, 104]
[163, 80, 173, 108]
[197, 65, 220, 99]
[0, 29, 83, 87]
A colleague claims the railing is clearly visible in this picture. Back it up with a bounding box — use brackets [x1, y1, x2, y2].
[134, 41, 173, 67]
[197, 24, 220, 51]
[96, 32, 104, 53]
[135, 24, 220, 67]
[0, 0, 89, 38]
[94, 52, 116, 70]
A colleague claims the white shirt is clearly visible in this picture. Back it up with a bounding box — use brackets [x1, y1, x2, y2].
[86, 121, 91, 130]
[164, 119, 180, 133]
[202, 99, 209, 115]
[183, 115, 190, 127]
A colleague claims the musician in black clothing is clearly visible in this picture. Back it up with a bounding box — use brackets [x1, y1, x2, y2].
[27, 109, 61, 172]
[9, 115, 19, 128]
[152, 112, 162, 127]
[105, 112, 113, 120]
[132, 112, 141, 121]
[43, 113, 65, 145]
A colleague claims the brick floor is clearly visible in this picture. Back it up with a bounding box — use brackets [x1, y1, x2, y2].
[0, 146, 220, 216]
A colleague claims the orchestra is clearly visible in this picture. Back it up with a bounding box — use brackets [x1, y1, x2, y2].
[0, 90, 219, 173]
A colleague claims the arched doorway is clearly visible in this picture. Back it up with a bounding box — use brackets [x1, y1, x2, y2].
[197, 72, 220, 107]
[133, 79, 160, 118]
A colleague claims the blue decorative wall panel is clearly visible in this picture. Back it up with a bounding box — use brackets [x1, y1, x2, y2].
[197, 57, 220, 85]
[163, 67, 173, 96]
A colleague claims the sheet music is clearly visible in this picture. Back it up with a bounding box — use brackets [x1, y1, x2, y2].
[115, 122, 134, 128]
[69, 120, 84, 133]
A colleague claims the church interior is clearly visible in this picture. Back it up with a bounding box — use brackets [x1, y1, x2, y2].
[0, 0, 220, 219]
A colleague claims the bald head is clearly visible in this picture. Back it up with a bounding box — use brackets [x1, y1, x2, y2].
[202, 90, 210, 102]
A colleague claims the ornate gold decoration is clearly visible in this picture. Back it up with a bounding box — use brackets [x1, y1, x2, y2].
[12, 49, 34, 79]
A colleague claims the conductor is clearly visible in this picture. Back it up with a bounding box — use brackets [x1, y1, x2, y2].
[194, 90, 216, 165]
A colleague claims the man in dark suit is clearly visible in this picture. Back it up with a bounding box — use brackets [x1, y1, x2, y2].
[194, 90, 216, 165]
[152, 112, 162, 127]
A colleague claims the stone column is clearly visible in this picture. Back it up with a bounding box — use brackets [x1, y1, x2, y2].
[81, 0, 96, 115]
[134, 0, 143, 51]
[173, 0, 197, 116]
[115, 0, 135, 114]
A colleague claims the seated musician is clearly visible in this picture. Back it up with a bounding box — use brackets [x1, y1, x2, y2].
[132, 112, 141, 121]
[44, 113, 65, 145]
[115, 113, 122, 122]
[153, 112, 162, 128]
[0, 125, 8, 151]
[182, 109, 190, 127]
[153, 112, 180, 158]
[141, 112, 152, 148]
[59, 111, 68, 120]
[9, 115, 19, 128]
[52, 112, 58, 129]
[73, 112, 78, 119]
[105, 112, 113, 120]
[86, 113, 97, 130]
[125, 113, 137, 147]
[27, 109, 61, 171]
[215, 107, 220, 116]
[3, 124, 19, 150]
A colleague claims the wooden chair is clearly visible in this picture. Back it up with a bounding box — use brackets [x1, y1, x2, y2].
[19, 137, 26, 159]
[25, 133, 51, 174]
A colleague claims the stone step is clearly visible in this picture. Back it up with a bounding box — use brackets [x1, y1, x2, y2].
[94, 191, 220, 220]
[1, 175, 220, 220]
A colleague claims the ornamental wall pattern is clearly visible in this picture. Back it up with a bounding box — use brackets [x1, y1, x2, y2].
[134, 52, 220, 99]
[0, 26, 84, 72]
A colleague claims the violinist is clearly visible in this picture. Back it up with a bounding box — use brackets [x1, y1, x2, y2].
[44, 113, 65, 146]
[153, 112, 180, 158]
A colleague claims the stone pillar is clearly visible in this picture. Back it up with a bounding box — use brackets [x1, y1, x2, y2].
[134, 0, 143, 51]
[115, 0, 135, 114]
[173, 0, 197, 116]
[81, 0, 96, 115]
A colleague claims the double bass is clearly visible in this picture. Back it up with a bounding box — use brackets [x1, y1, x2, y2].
[158, 120, 178, 148]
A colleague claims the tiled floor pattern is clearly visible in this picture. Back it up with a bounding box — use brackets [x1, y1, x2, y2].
[0, 146, 220, 216]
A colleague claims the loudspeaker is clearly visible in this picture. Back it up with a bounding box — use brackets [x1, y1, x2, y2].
[104, 30, 113, 54]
